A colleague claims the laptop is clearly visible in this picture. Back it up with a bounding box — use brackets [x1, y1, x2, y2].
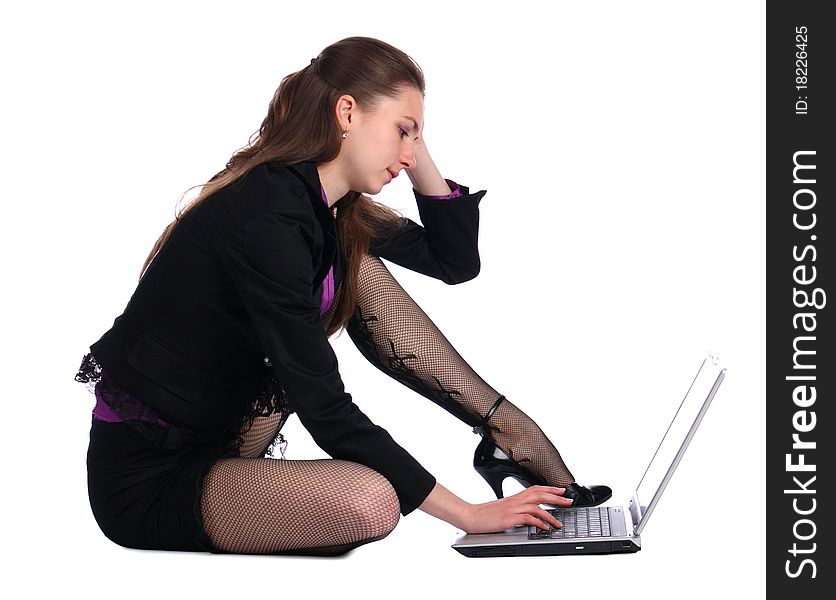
[452, 353, 726, 557]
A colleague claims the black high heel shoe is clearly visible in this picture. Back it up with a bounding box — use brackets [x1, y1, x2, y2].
[473, 434, 545, 498]
[472, 396, 613, 507]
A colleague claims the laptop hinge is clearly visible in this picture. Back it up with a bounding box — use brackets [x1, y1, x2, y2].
[629, 492, 643, 535]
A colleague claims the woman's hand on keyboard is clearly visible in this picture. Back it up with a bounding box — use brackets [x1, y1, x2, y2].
[463, 485, 572, 534]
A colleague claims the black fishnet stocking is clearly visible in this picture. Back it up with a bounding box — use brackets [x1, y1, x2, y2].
[201, 457, 399, 555]
[237, 409, 289, 459]
[201, 379, 399, 556]
[346, 254, 576, 488]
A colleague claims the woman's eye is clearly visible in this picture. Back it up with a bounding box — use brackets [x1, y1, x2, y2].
[398, 127, 409, 138]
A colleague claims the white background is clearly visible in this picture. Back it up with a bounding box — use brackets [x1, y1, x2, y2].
[2, 1, 764, 598]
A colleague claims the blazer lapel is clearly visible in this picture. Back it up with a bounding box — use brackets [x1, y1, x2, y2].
[286, 161, 340, 293]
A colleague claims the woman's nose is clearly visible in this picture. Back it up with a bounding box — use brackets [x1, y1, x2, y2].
[400, 144, 416, 169]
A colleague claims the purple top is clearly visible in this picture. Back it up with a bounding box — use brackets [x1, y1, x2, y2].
[320, 185, 335, 316]
[92, 388, 125, 422]
[93, 179, 463, 424]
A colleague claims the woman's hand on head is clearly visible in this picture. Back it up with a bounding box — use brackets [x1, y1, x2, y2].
[403, 139, 454, 196]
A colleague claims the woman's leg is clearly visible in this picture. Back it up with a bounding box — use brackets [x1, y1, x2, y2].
[200, 457, 400, 555]
[345, 253, 576, 488]
[200, 399, 398, 556]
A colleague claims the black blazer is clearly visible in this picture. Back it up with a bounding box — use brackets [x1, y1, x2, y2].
[89, 160, 486, 515]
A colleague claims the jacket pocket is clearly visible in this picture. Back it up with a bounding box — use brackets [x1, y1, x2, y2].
[127, 333, 209, 404]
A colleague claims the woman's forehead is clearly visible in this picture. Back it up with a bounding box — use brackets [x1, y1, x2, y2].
[377, 90, 424, 128]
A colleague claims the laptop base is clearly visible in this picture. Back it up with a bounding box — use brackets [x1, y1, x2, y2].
[453, 537, 641, 558]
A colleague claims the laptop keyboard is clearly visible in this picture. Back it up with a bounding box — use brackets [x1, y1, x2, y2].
[528, 506, 612, 540]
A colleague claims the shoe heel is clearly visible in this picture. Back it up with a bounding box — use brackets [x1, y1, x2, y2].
[474, 465, 507, 499]
[473, 435, 543, 499]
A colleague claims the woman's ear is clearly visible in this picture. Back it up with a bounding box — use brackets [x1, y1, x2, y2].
[334, 94, 356, 131]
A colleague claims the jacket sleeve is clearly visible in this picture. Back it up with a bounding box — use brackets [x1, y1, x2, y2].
[369, 184, 487, 284]
[220, 208, 436, 515]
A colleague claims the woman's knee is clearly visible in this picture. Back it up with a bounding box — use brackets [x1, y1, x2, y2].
[344, 466, 401, 540]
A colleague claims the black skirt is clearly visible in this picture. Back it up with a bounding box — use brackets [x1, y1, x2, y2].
[86, 417, 221, 552]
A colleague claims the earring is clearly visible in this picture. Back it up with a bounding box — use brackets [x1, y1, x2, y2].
[342, 130, 349, 139]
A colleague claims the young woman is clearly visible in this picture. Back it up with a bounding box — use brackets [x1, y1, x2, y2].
[76, 36, 611, 556]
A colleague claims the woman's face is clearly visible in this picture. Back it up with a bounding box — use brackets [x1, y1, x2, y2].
[340, 86, 424, 195]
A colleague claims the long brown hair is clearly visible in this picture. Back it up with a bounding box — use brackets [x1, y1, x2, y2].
[141, 37, 425, 337]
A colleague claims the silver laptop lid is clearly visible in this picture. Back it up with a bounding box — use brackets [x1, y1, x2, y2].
[629, 354, 726, 535]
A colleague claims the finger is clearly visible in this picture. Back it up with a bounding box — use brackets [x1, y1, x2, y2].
[519, 503, 563, 530]
[545, 496, 574, 507]
[527, 485, 568, 496]
[523, 489, 573, 507]
[520, 485, 570, 500]
[521, 514, 550, 531]
[533, 506, 562, 529]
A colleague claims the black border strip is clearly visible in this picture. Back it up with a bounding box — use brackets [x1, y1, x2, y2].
[767, 3, 832, 596]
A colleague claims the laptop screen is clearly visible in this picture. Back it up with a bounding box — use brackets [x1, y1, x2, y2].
[630, 354, 725, 535]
